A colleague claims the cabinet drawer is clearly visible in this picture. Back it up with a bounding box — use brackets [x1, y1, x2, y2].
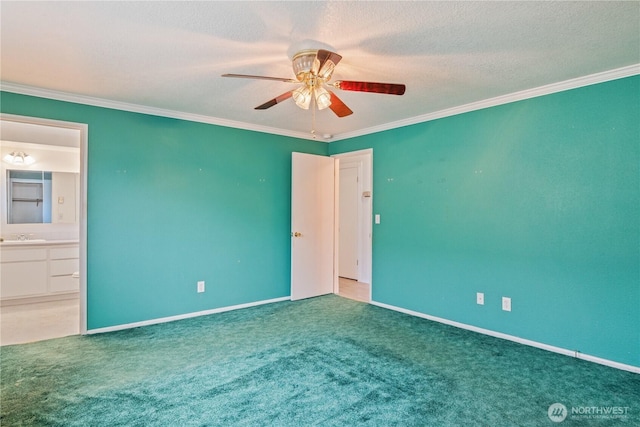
[0, 261, 48, 298]
[50, 247, 79, 260]
[50, 275, 79, 293]
[1, 248, 47, 263]
[50, 259, 79, 276]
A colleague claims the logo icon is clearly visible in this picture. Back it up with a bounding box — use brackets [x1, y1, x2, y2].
[548, 403, 568, 423]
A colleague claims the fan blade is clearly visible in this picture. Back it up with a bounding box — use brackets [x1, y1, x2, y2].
[222, 73, 298, 83]
[313, 50, 342, 78]
[255, 91, 293, 110]
[328, 91, 353, 117]
[333, 80, 406, 95]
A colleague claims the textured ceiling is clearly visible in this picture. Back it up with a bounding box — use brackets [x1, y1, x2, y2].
[1, 1, 639, 141]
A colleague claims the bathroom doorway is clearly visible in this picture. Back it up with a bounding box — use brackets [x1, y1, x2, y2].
[0, 114, 87, 344]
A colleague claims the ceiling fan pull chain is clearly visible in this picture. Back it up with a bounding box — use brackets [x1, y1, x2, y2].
[311, 94, 317, 139]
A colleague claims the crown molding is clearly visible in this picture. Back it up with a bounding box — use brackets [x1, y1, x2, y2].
[332, 63, 640, 142]
[0, 83, 318, 142]
[2, 64, 638, 143]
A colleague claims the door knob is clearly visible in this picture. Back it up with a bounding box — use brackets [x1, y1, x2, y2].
[292, 232, 302, 237]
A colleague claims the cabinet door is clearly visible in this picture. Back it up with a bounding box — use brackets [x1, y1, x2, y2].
[50, 259, 79, 276]
[2, 248, 47, 262]
[50, 275, 79, 292]
[1, 261, 48, 298]
[50, 247, 79, 260]
[49, 258, 80, 293]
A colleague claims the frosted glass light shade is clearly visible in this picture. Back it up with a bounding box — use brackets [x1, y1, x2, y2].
[291, 50, 317, 81]
[293, 86, 312, 109]
[315, 87, 332, 110]
[3, 151, 35, 165]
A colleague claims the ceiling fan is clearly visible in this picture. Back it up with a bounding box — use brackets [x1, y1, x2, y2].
[222, 49, 406, 118]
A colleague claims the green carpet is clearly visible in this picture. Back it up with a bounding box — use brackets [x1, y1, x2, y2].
[1, 295, 638, 426]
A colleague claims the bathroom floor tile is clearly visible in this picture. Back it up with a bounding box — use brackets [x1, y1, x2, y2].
[0, 298, 79, 346]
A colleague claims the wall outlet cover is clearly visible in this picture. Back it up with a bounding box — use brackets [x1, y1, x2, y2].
[502, 296, 511, 312]
[197, 281, 205, 293]
[476, 292, 484, 305]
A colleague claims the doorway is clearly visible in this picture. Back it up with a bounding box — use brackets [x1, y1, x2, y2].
[333, 149, 373, 302]
[0, 114, 87, 344]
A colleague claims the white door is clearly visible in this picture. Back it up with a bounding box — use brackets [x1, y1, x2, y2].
[339, 165, 359, 279]
[291, 152, 336, 300]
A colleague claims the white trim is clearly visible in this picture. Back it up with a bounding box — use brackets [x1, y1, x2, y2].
[2, 64, 638, 142]
[333, 157, 340, 295]
[79, 120, 88, 335]
[332, 64, 640, 141]
[86, 296, 290, 335]
[370, 300, 640, 374]
[331, 148, 374, 158]
[332, 148, 373, 288]
[0, 292, 78, 307]
[0, 83, 317, 141]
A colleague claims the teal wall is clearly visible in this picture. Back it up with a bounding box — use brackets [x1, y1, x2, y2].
[3, 75, 638, 367]
[329, 76, 640, 367]
[0, 92, 327, 329]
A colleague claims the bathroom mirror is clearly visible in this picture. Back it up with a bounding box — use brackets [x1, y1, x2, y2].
[6, 169, 79, 224]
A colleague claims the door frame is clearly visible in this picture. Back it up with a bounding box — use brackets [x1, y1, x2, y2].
[332, 148, 373, 300]
[1, 113, 88, 335]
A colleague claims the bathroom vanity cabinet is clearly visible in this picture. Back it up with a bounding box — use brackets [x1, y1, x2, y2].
[0, 241, 79, 304]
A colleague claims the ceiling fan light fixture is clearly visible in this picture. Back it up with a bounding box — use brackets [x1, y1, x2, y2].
[3, 151, 35, 165]
[318, 62, 336, 80]
[314, 87, 332, 110]
[291, 49, 317, 81]
[292, 86, 312, 109]
[223, 48, 404, 119]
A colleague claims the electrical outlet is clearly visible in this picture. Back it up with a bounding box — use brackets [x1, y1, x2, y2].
[502, 297, 511, 312]
[197, 281, 205, 293]
[476, 292, 484, 305]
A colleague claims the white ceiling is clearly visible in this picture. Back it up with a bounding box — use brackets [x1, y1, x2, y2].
[1, 1, 639, 141]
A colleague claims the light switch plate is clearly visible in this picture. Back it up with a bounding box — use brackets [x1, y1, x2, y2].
[375, 214, 381, 224]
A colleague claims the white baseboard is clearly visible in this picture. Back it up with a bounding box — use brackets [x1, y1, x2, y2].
[1, 292, 78, 307]
[86, 296, 290, 335]
[370, 300, 640, 374]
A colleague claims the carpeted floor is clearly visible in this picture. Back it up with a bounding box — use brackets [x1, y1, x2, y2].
[1, 295, 638, 426]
